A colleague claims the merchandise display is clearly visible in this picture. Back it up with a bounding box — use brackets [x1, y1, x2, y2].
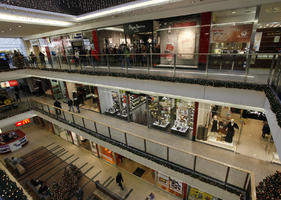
[129, 94, 146, 111]
[171, 101, 194, 136]
[105, 91, 128, 119]
[150, 96, 173, 130]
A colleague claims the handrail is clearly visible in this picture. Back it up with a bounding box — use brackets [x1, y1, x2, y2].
[31, 97, 256, 199]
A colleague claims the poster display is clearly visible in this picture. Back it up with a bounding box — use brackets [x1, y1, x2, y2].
[169, 177, 183, 194]
[254, 32, 263, 51]
[211, 24, 253, 43]
[189, 187, 215, 200]
[177, 27, 196, 59]
[158, 172, 169, 188]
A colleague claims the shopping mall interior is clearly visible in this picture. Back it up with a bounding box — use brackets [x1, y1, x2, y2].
[0, 0, 281, 200]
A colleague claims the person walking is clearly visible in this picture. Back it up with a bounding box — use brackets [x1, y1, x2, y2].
[67, 98, 74, 112]
[54, 99, 62, 116]
[39, 51, 46, 67]
[116, 172, 124, 190]
[75, 188, 84, 200]
[74, 98, 80, 113]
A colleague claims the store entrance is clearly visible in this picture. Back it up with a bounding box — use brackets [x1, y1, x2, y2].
[76, 84, 100, 113]
[77, 135, 91, 151]
[128, 92, 147, 125]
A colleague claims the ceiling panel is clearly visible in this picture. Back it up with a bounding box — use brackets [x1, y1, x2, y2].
[1, 0, 137, 15]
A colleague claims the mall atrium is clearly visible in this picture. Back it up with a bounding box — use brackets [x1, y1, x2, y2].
[0, 0, 281, 200]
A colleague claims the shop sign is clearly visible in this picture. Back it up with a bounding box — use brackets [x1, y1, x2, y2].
[124, 21, 153, 35]
[0, 80, 18, 88]
[211, 24, 253, 43]
[30, 39, 40, 46]
[39, 39, 49, 47]
[16, 118, 31, 127]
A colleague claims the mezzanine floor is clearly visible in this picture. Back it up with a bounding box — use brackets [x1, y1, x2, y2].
[33, 96, 281, 185]
[0, 125, 180, 200]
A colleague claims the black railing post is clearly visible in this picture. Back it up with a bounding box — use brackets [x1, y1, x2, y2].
[71, 113, 75, 123]
[82, 118, 86, 128]
[144, 139, 147, 152]
[108, 127, 111, 138]
[243, 173, 250, 190]
[94, 122, 97, 132]
[173, 54, 176, 78]
[124, 132, 128, 145]
[193, 156, 197, 172]
[167, 147, 169, 161]
[47, 105, 50, 113]
[225, 167, 230, 185]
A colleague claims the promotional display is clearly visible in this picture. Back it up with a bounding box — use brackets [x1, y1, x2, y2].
[156, 172, 183, 197]
[211, 24, 253, 43]
[0, 80, 18, 88]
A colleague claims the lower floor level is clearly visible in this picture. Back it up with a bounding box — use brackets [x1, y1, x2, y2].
[0, 119, 223, 200]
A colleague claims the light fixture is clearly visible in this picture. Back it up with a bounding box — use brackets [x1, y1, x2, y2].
[0, 13, 73, 27]
[77, 0, 180, 21]
[97, 27, 124, 32]
[1, 30, 4, 33]
[231, 11, 236, 14]
[9, 28, 12, 31]
[18, 25, 22, 28]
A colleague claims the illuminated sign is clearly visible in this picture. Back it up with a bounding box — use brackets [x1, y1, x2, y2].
[0, 80, 18, 88]
[16, 118, 31, 127]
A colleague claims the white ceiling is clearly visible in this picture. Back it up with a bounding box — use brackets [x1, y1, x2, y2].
[0, 0, 281, 38]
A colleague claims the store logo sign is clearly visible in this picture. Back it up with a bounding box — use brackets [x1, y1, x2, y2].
[0, 80, 18, 88]
[16, 118, 31, 127]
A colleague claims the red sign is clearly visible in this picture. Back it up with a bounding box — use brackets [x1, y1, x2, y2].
[9, 80, 18, 87]
[16, 118, 31, 127]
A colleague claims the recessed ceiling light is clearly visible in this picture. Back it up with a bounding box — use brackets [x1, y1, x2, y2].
[9, 28, 12, 31]
[18, 25, 22, 28]
[1, 30, 4, 33]
[232, 11, 236, 14]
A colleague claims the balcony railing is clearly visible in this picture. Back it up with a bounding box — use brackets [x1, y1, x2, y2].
[29, 98, 256, 200]
[2, 52, 281, 85]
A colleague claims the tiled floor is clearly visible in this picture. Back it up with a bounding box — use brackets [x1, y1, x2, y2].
[33, 96, 281, 185]
[0, 125, 181, 200]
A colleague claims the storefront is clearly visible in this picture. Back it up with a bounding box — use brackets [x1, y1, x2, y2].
[50, 80, 68, 101]
[75, 84, 100, 113]
[99, 146, 119, 165]
[98, 87, 128, 120]
[155, 15, 200, 68]
[128, 92, 147, 125]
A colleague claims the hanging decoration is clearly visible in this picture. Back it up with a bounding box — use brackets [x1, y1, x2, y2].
[1, 0, 137, 15]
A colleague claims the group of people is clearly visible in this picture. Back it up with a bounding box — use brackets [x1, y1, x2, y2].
[30, 179, 50, 196]
[29, 51, 46, 67]
[0, 131, 18, 143]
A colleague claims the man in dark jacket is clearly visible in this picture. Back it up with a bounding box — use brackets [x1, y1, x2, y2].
[262, 121, 270, 138]
[54, 99, 62, 115]
[74, 98, 80, 113]
[116, 172, 124, 190]
[67, 98, 74, 112]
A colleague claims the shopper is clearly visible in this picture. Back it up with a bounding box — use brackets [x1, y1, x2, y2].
[39, 51, 46, 67]
[262, 121, 270, 138]
[75, 188, 84, 200]
[15, 92, 20, 102]
[54, 99, 62, 115]
[116, 172, 124, 190]
[74, 98, 80, 113]
[29, 52, 37, 67]
[67, 98, 74, 112]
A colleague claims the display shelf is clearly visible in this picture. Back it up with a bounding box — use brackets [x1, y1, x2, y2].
[171, 125, 189, 136]
[153, 121, 170, 131]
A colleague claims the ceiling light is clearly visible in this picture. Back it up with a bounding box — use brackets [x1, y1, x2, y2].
[1, 30, 4, 33]
[18, 25, 22, 28]
[231, 11, 236, 14]
[9, 28, 12, 31]
[0, 13, 73, 27]
[77, 0, 180, 21]
[97, 27, 124, 32]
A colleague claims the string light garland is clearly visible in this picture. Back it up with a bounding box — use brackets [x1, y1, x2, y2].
[0, 170, 27, 200]
[1, 0, 137, 15]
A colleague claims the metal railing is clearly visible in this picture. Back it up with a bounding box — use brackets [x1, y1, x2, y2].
[2, 52, 280, 84]
[30, 98, 256, 199]
[0, 101, 30, 120]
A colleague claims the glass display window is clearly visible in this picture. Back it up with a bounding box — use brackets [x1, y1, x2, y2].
[128, 92, 147, 125]
[98, 87, 128, 120]
[197, 104, 241, 151]
[171, 100, 195, 136]
[149, 96, 174, 131]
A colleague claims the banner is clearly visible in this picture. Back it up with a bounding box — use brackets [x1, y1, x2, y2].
[211, 24, 253, 43]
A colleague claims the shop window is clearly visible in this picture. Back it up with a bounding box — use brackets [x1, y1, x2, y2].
[76, 84, 100, 113]
[128, 92, 147, 125]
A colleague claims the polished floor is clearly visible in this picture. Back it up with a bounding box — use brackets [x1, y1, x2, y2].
[33, 96, 281, 185]
[0, 125, 181, 200]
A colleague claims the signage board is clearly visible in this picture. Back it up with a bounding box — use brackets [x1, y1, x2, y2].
[16, 118, 31, 127]
[124, 21, 153, 35]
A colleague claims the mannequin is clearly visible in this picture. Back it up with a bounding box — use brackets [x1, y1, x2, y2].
[211, 115, 219, 132]
[225, 119, 239, 143]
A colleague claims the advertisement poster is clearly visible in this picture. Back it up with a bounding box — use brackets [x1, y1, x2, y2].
[254, 32, 263, 51]
[158, 172, 169, 187]
[177, 27, 196, 59]
[211, 24, 253, 43]
[169, 177, 183, 194]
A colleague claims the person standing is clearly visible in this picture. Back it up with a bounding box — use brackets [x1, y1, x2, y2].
[262, 121, 270, 138]
[15, 92, 21, 102]
[39, 51, 46, 67]
[116, 172, 124, 190]
[54, 99, 62, 115]
[74, 98, 80, 113]
[67, 98, 74, 112]
[75, 188, 84, 200]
